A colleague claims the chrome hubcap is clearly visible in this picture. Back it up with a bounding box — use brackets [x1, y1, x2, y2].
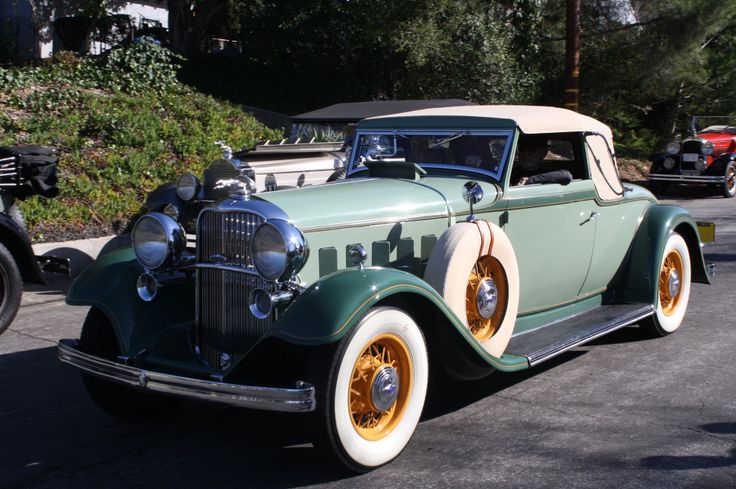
[476, 279, 498, 319]
[668, 270, 681, 299]
[371, 366, 400, 412]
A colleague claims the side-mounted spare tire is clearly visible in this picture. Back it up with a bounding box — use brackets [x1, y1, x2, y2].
[424, 220, 520, 358]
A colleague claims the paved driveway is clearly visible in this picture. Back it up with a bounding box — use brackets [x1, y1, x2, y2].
[1, 188, 734, 489]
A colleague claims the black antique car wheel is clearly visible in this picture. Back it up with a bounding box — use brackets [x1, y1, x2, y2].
[0, 242, 22, 336]
[78, 308, 180, 421]
[723, 162, 736, 198]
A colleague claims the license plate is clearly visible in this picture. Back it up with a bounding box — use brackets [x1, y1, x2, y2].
[682, 153, 699, 162]
[697, 221, 716, 243]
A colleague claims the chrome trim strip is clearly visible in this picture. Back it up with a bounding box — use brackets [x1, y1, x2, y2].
[649, 174, 725, 183]
[58, 339, 315, 413]
[195, 263, 261, 275]
[301, 211, 449, 233]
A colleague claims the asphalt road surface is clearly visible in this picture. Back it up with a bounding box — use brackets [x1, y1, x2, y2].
[1, 186, 735, 489]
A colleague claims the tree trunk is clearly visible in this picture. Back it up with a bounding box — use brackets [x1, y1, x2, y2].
[563, 0, 581, 112]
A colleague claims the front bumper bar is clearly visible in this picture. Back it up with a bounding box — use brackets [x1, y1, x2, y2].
[648, 173, 726, 183]
[58, 339, 315, 413]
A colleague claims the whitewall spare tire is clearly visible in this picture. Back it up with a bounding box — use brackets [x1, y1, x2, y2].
[424, 221, 519, 357]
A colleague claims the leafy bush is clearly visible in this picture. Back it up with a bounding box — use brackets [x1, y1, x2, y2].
[0, 44, 282, 241]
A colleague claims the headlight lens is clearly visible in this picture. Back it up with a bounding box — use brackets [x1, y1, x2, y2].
[666, 141, 680, 155]
[132, 213, 185, 269]
[702, 141, 715, 155]
[176, 173, 200, 201]
[251, 220, 308, 281]
[663, 157, 676, 170]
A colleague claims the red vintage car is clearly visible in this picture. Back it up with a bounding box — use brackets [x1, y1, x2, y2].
[649, 116, 736, 197]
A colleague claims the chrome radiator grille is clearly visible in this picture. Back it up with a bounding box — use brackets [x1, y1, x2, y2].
[196, 210, 274, 368]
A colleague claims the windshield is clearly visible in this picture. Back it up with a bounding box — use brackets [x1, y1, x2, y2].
[349, 131, 512, 179]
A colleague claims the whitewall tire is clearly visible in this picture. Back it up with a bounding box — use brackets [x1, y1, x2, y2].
[424, 221, 519, 357]
[642, 232, 691, 336]
[312, 307, 428, 472]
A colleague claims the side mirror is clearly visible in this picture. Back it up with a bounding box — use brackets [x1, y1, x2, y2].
[462, 181, 484, 221]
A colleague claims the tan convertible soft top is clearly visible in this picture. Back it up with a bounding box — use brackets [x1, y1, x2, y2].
[363, 105, 624, 200]
[365, 105, 612, 137]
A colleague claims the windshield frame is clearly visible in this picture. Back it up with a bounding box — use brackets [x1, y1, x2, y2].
[348, 129, 515, 181]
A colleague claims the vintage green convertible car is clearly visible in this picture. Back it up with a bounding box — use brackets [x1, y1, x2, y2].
[58, 106, 711, 472]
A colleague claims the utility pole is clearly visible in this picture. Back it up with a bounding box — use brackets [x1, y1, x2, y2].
[564, 0, 581, 112]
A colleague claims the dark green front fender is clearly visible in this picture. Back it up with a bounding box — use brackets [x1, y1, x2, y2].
[66, 248, 195, 355]
[614, 204, 710, 305]
[268, 267, 529, 371]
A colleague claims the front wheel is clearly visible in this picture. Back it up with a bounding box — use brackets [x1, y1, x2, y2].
[0, 242, 22, 336]
[311, 307, 429, 472]
[722, 162, 736, 198]
[641, 233, 691, 337]
[79, 308, 179, 421]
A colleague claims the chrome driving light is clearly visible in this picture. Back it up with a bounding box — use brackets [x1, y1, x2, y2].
[136, 272, 158, 301]
[666, 141, 681, 155]
[251, 219, 308, 281]
[132, 212, 186, 270]
[176, 173, 200, 201]
[695, 158, 707, 171]
[702, 140, 715, 156]
[249, 288, 295, 319]
[663, 157, 676, 170]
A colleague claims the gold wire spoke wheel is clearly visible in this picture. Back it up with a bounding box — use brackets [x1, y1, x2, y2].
[658, 248, 684, 316]
[727, 165, 736, 190]
[465, 255, 508, 341]
[349, 333, 413, 441]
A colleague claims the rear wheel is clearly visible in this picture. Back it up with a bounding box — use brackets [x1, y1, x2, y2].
[310, 307, 428, 472]
[0, 242, 22, 336]
[722, 162, 736, 198]
[641, 233, 691, 337]
[79, 308, 179, 421]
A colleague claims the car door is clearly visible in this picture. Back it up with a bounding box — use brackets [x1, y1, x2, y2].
[500, 134, 597, 314]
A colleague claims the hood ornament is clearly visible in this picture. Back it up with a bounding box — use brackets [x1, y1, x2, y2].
[215, 140, 233, 160]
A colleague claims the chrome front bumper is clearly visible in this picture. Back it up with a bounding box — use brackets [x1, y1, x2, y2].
[58, 339, 315, 413]
[648, 173, 726, 183]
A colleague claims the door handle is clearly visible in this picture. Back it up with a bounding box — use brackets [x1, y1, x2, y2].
[581, 210, 600, 225]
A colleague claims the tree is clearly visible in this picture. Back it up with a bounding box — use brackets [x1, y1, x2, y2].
[168, 0, 233, 57]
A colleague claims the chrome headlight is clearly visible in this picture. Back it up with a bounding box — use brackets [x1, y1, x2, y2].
[663, 157, 676, 170]
[666, 141, 680, 155]
[702, 141, 715, 156]
[176, 173, 200, 201]
[251, 220, 308, 281]
[695, 158, 707, 171]
[132, 212, 186, 270]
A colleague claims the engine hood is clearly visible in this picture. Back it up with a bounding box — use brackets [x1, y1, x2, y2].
[253, 176, 496, 231]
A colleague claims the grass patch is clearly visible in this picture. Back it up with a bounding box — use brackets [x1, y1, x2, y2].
[0, 45, 281, 242]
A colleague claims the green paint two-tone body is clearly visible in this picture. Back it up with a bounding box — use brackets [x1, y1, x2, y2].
[266, 266, 529, 371]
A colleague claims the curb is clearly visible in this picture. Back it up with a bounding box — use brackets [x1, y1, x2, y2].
[32, 234, 130, 277]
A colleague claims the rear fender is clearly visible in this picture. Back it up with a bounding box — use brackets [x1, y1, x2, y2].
[66, 248, 195, 354]
[614, 204, 709, 305]
[0, 213, 43, 284]
[268, 267, 529, 372]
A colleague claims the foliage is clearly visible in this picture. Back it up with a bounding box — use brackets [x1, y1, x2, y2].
[0, 44, 281, 241]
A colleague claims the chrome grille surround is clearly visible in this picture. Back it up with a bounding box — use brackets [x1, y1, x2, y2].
[196, 207, 278, 368]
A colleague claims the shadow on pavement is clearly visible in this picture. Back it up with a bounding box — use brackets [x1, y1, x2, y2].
[640, 448, 736, 471]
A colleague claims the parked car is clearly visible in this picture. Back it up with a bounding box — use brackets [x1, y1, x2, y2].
[58, 106, 711, 472]
[648, 115, 736, 197]
[144, 99, 476, 233]
[0, 145, 68, 335]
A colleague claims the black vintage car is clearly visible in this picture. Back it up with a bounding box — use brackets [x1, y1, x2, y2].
[0, 145, 67, 335]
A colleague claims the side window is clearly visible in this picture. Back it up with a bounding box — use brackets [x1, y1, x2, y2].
[511, 133, 587, 186]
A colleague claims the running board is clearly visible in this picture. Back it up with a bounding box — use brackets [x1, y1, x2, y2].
[506, 304, 654, 367]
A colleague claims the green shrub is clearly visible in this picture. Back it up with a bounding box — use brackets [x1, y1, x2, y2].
[0, 44, 282, 241]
